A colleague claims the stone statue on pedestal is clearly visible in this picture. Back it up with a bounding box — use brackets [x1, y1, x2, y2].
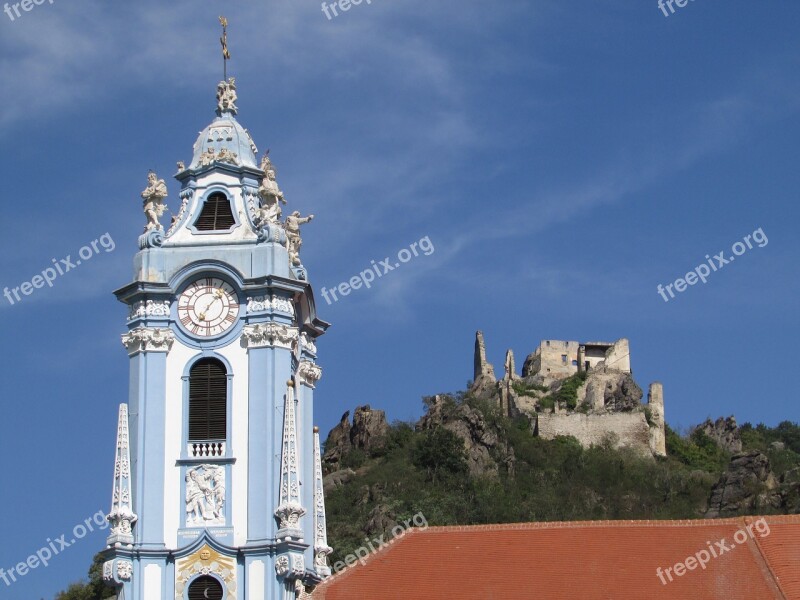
[285, 211, 314, 266]
[141, 171, 168, 231]
[258, 154, 287, 225]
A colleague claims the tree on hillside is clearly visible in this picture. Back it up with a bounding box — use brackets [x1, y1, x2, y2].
[55, 553, 115, 600]
[412, 427, 468, 483]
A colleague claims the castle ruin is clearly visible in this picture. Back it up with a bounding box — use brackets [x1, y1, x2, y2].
[469, 332, 666, 457]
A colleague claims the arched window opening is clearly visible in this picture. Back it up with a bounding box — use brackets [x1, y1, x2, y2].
[194, 193, 235, 231]
[189, 358, 227, 442]
[188, 575, 224, 600]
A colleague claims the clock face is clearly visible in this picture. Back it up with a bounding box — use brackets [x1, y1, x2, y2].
[178, 277, 239, 337]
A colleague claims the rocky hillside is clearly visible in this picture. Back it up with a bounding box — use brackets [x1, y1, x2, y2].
[322, 394, 800, 568]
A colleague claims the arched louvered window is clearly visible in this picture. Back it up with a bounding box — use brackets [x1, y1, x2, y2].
[189, 358, 227, 441]
[194, 192, 235, 231]
[188, 575, 224, 600]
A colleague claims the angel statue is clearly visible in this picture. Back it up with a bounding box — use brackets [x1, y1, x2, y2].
[285, 211, 314, 266]
[257, 153, 287, 225]
[141, 171, 168, 231]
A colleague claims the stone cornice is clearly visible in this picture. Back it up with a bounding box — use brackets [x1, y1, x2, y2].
[242, 323, 298, 350]
[246, 295, 295, 317]
[128, 299, 171, 321]
[121, 327, 175, 355]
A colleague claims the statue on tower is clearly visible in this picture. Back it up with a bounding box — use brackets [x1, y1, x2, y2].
[216, 147, 239, 165]
[284, 211, 314, 266]
[216, 77, 238, 114]
[257, 153, 287, 225]
[141, 171, 168, 231]
[198, 148, 216, 167]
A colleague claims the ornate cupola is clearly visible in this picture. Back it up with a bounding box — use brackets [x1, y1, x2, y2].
[101, 18, 331, 600]
[139, 76, 314, 281]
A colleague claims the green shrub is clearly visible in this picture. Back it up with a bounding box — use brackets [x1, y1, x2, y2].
[411, 427, 469, 483]
[666, 426, 728, 472]
[741, 421, 800, 455]
[538, 396, 555, 411]
[341, 448, 368, 470]
[551, 372, 587, 411]
[513, 381, 549, 397]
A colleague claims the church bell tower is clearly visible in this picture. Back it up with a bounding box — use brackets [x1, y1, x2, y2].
[100, 37, 332, 599]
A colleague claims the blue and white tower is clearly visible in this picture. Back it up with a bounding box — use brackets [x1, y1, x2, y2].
[101, 75, 332, 600]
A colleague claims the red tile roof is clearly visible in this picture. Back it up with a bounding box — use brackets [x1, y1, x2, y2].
[313, 515, 800, 600]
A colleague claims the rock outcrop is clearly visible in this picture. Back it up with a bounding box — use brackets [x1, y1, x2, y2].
[781, 468, 800, 514]
[699, 416, 742, 454]
[351, 405, 390, 453]
[323, 468, 357, 494]
[364, 504, 396, 537]
[705, 451, 782, 518]
[418, 394, 514, 477]
[580, 368, 643, 412]
[323, 405, 389, 468]
[323, 411, 352, 466]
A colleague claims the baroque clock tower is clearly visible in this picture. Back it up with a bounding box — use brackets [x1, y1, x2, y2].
[100, 66, 332, 600]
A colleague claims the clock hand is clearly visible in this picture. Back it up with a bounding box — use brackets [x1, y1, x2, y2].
[199, 295, 223, 321]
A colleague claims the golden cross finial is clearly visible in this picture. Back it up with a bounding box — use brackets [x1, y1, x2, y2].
[219, 16, 231, 79]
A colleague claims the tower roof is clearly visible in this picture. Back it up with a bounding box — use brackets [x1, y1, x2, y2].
[189, 79, 259, 170]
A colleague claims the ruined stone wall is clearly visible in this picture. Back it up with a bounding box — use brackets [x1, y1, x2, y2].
[476, 331, 666, 458]
[582, 345, 610, 370]
[523, 340, 580, 378]
[537, 412, 653, 456]
[523, 339, 630, 379]
[602, 338, 631, 373]
[648, 383, 666, 457]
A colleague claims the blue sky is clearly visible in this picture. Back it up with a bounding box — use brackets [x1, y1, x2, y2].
[0, 0, 798, 597]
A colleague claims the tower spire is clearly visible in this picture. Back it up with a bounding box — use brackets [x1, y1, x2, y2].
[313, 426, 333, 578]
[107, 404, 138, 547]
[275, 380, 306, 537]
